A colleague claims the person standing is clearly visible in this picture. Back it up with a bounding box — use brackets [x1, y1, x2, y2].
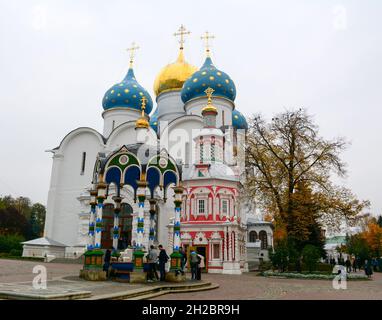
[190, 251, 199, 280]
[352, 257, 357, 272]
[345, 258, 351, 273]
[179, 247, 187, 275]
[146, 245, 159, 281]
[103, 249, 111, 278]
[158, 245, 169, 281]
[196, 253, 205, 280]
[364, 260, 373, 278]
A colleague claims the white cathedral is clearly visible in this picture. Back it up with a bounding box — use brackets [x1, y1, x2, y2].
[22, 26, 273, 274]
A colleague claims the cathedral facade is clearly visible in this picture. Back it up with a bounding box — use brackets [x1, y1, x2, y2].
[25, 26, 273, 274]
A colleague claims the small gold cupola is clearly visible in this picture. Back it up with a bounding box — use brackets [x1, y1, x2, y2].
[135, 96, 150, 129]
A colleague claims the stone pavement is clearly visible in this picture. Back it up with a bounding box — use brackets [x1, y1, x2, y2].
[0, 259, 215, 299]
[153, 272, 382, 300]
[1, 259, 381, 300]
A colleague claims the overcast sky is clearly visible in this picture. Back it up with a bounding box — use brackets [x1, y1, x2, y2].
[0, 0, 381, 216]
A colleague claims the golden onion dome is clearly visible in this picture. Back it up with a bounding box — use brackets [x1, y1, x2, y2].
[153, 49, 197, 97]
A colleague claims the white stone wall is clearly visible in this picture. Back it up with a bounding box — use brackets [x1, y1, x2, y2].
[157, 90, 186, 123]
[44, 128, 104, 247]
[102, 108, 142, 137]
[184, 96, 234, 128]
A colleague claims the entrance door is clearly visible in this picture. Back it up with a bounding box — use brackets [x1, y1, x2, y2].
[101, 204, 114, 249]
[117, 203, 133, 250]
[188, 245, 208, 272]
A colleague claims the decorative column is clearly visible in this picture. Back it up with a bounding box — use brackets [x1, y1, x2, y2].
[82, 181, 106, 277]
[228, 228, 233, 261]
[94, 181, 107, 249]
[149, 199, 157, 247]
[112, 195, 122, 250]
[170, 184, 184, 271]
[87, 188, 97, 250]
[133, 180, 147, 269]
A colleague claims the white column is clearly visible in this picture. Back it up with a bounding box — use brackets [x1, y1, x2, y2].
[228, 229, 233, 261]
[149, 200, 156, 247]
[94, 202, 104, 249]
[136, 200, 145, 250]
[234, 231, 239, 262]
[88, 202, 96, 250]
[173, 185, 184, 252]
[223, 228, 228, 261]
[112, 213, 119, 250]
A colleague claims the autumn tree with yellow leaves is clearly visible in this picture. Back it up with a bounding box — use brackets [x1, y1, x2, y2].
[245, 109, 369, 258]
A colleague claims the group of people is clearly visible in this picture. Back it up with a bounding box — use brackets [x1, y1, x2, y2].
[328, 255, 381, 278]
[145, 245, 205, 282]
[146, 244, 171, 282]
[102, 245, 206, 281]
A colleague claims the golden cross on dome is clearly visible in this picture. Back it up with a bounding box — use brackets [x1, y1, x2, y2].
[127, 42, 140, 67]
[201, 31, 215, 56]
[140, 95, 147, 115]
[205, 87, 215, 105]
[136, 95, 149, 129]
[174, 24, 191, 50]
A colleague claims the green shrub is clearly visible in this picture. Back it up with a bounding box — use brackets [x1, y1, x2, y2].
[0, 234, 24, 253]
[302, 244, 321, 272]
[261, 270, 369, 280]
[270, 240, 289, 272]
[259, 260, 273, 271]
[9, 249, 22, 257]
[287, 262, 332, 273]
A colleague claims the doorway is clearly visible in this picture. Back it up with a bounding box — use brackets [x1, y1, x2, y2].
[187, 245, 208, 272]
[101, 203, 133, 250]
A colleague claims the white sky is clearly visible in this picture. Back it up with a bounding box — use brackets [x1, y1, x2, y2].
[0, 0, 381, 216]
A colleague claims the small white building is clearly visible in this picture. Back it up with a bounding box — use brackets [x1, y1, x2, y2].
[22, 237, 67, 259]
[246, 217, 274, 270]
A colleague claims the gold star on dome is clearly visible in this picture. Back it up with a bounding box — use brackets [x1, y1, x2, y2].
[174, 24, 191, 50]
[127, 42, 140, 68]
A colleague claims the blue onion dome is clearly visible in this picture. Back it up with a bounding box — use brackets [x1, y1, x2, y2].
[102, 67, 153, 114]
[181, 56, 236, 104]
[232, 109, 248, 130]
[149, 107, 158, 133]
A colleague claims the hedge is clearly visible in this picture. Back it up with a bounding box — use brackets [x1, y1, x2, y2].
[261, 270, 369, 280]
[0, 234, 24, 253]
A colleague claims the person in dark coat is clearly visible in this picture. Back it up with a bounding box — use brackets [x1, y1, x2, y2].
[179, 247, 187, 275]
[158, 245, 169, 281]
[103, 249, 111, 278]
[345, 258, 351, 273]
[352, 258, 357, 272]
[364, 260, 373, 278]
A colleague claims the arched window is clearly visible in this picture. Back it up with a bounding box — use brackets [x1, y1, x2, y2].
[249, 231, 257, 243]
[259, 230, 268, 249]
